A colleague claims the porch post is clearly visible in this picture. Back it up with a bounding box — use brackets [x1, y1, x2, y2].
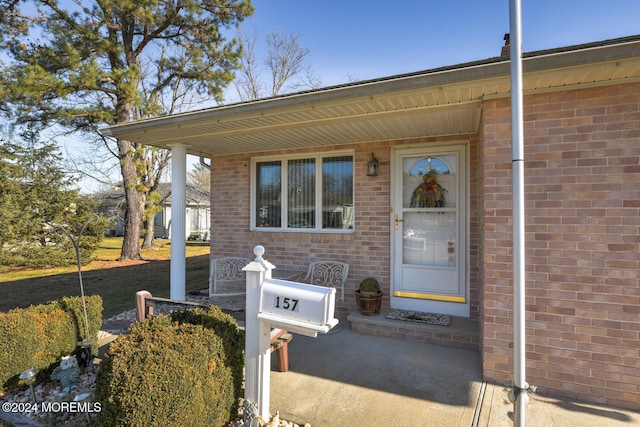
[169, 143, 188, 301]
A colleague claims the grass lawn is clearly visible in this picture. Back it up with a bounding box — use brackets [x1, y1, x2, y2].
[0, 238, 210, 317]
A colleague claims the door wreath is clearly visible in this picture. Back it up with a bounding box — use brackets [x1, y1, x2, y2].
[410, 173, 447, 208]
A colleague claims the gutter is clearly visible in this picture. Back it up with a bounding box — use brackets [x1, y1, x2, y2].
[100, 35, 640, 138]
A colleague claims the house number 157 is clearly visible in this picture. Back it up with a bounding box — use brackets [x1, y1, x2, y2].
[275, 297, 299, 311]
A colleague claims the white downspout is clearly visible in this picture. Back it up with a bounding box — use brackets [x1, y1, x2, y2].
[509, 1, 528, 425]
[170, 143, 189, 301]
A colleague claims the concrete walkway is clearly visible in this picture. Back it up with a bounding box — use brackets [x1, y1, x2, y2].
[477, 383, 639, 427]
[269, 323, 639, 427]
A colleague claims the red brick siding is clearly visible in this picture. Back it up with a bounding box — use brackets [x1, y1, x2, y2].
[480, 83, 640, 410]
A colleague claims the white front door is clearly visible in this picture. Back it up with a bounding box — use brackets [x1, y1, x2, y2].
[391, 143, 469, 317]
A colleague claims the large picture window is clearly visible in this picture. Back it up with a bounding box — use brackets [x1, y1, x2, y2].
[253, 153, 354, 232]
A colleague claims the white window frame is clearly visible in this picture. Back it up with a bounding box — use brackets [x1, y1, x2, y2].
[250, 150, 355, 233]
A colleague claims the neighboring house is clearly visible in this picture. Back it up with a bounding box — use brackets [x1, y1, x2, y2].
[95, 183, 210, 240]
[102, 35, 640, 410]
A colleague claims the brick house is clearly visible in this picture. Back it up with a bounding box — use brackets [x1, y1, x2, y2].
[102, 35, 640, 410]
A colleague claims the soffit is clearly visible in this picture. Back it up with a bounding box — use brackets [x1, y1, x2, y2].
[102, 39, 640, 157]
[138, 97, 485, 157]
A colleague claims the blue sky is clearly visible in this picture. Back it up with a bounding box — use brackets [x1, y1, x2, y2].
[70, 0, 640, 190]
[237, 0, 640, 90]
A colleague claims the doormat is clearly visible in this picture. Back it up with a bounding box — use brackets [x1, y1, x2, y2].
[386, 309, 451, 327]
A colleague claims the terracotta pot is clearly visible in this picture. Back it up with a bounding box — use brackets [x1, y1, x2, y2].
[355, 290, 383, 316]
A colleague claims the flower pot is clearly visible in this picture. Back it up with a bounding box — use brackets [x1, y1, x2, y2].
[355, 290, 383, 316]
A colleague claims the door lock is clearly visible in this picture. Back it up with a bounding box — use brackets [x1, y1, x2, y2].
[395, 214, 405, 230]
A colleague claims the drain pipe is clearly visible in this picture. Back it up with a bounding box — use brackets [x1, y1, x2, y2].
[509, 1, 528, 426]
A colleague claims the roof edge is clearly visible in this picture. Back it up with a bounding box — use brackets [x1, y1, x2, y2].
[101, 34, 640, 137]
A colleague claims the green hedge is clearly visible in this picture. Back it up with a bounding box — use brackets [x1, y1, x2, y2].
[0, 295, 103, 390]
[96, 315, 236, 427]
[170, 306, 244, 400]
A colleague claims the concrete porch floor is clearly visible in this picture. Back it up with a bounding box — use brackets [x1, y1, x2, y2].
[270, 320, 483, 426]
[269, 320, 640, 427]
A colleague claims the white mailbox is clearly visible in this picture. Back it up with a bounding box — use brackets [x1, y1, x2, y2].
[258, 278, 339, 337]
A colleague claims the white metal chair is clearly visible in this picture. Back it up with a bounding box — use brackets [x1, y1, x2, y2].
[208, 257, 251, 309]
[300, 260, 349, 301]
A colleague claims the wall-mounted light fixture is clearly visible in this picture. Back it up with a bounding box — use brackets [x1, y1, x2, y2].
[367, 153, 379, 176]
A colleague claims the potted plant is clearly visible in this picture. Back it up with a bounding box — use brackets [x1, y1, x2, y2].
[355, 277, 383, 316]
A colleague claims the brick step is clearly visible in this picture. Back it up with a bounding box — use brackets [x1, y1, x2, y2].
[347, 310, 480, 350]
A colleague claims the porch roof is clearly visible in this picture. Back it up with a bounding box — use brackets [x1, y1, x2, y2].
[101, 35, 640, 157]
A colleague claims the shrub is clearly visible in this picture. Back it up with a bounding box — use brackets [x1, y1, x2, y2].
[170, 306, 244, 401]
[55, 295, 103, 346]
[0, 295, 102, 390]
[358, 277, 381, 293]
[96, 315, 235, 427]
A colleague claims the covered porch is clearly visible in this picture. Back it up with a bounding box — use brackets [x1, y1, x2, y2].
[100, 38, 633, 318]
[100, 55, 497, 317]
[100, 35, 640, 411]
[99, 36, 640, 323]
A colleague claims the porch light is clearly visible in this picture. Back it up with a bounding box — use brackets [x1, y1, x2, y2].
[367, 153, 379, 176]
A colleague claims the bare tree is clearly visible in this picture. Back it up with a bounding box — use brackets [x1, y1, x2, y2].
[234, 28, 263, 101]
[188, 161, 211, 193]
[234, 28, 320, 101]
[140, 146, 171, 249]
[266, 29, 310, 96]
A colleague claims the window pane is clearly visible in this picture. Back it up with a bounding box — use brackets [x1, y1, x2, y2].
[322, 156, 353, 229]
[189, 209, 199, 230]
[256, 161, 281, 227]
[288, 158, 315, 228]
[154, 212, 163, 226]
[403, 211, 456, 267]
[403, 155, 457, 209]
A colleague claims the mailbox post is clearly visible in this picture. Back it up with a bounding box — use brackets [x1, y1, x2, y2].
[243, 246, 273, 421]
[243, 245, 339, 421]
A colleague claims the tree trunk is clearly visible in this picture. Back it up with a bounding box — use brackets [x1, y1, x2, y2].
[117, 138, 145, 260]
[141, 218, 155, 249]
[119, 186, 144, 260]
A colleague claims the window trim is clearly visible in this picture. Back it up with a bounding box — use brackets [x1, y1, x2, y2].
[250, 150, 355, 233]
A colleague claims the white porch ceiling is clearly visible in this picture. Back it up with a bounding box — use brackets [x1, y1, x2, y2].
[101, 36, 640, 157]
[135, 99, 484, 157]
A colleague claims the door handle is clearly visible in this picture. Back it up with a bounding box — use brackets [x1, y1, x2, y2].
[395, 215, 405, 230]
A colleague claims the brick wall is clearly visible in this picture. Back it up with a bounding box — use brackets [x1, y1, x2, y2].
[210, 144, 392, 319]
[480, 83, 640, 410]
[469, 135, 481, 318]
[210, 136, 480, 320]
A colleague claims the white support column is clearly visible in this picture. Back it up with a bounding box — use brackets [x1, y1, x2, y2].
[169, 143, 188, 301]
[243, 245, 274, 421]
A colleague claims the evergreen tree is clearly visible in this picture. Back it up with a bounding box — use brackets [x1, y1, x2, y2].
[0, 0, 253, 259]
[0, 140, 111, 267]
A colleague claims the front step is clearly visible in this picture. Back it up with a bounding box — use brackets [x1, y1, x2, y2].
[347, 310, 479, 350]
